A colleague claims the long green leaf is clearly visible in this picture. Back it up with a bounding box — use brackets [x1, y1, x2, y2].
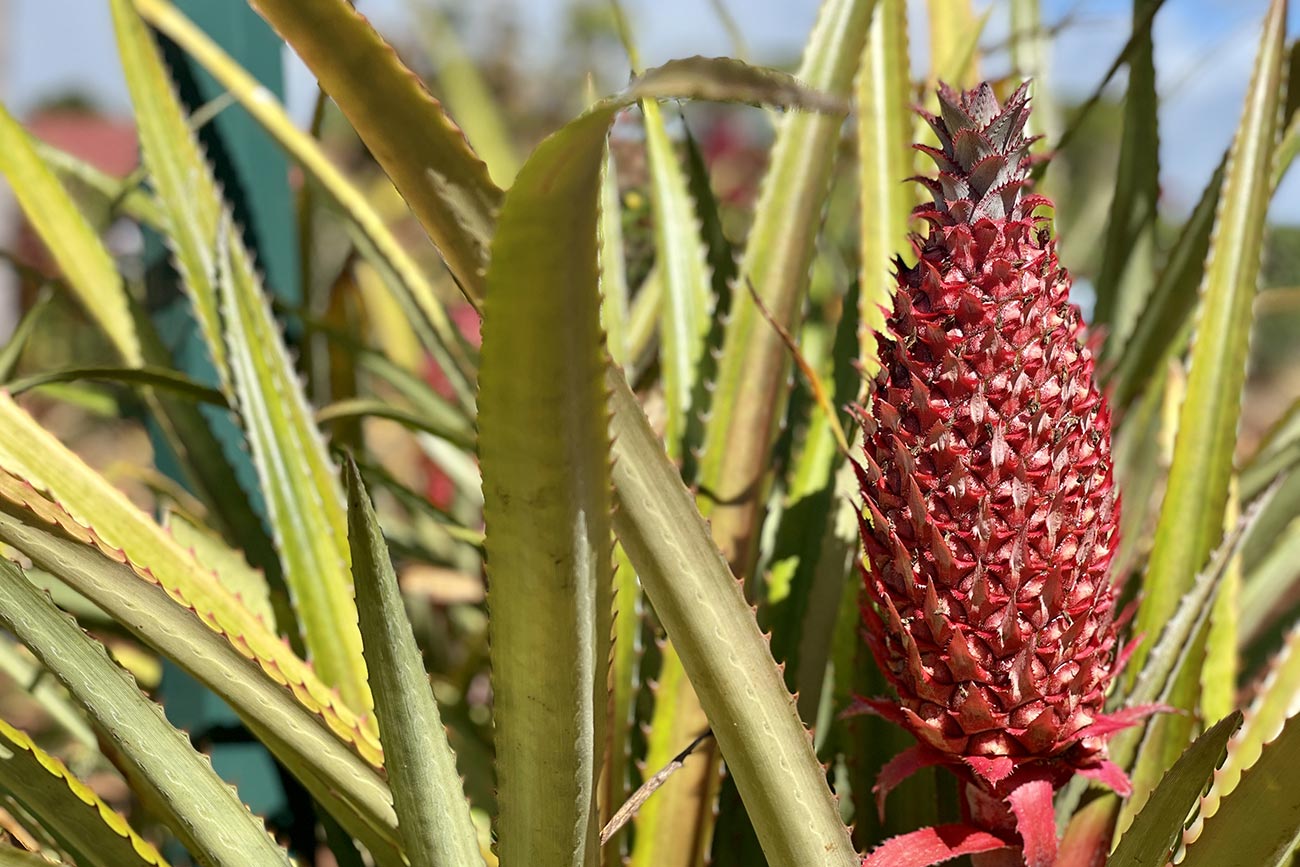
[0, 393, 380, 763]
[1108, 712, 1241, 867]
[1131, 0, 1285, 679]
[478, 106, 615, 867]
[345, 457, 483, 867]
[609, 371, 856, 867]
[644, 96, 713, 462]
[5, 366, 226, 406]
[0, 560, 291, 867]
[110, 0, 227, 380]
[249, 0, 501, 302]
[0, 717, 169, 867]
[695, 0, 871, 576]
[216, 214, 370, 712]
[0, 502, 401, 864]
[136, 0, 477, 403]
[1092, 0, 1160, 351]
[0, 106, 141, 364]
[1181, 713, 1300, 867]
[857, 0, 911, 378]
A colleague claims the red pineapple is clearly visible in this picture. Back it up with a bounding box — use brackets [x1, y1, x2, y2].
[852, 82, 1157, 867]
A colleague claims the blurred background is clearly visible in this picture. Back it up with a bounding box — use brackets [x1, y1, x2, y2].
[0, 1, 1298, 860]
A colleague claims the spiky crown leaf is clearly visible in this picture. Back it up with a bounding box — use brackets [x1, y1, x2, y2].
[912, 81, 1045, 225]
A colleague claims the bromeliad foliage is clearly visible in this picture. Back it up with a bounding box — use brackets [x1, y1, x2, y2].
[0, 0, 1298, 866]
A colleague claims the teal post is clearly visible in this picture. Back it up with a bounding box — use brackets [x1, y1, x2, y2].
[141, 3, 307, 855]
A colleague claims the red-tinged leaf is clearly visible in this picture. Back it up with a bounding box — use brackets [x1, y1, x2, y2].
[1074, 704, 1165, 740]
[1057, 797, 1115, 867]
[964, 755, 1015, 786]
[861, 824, 1011, 867]
[876, 745, 950, 818]
[1007, 778, 1057, 867]
[1075, 759, 1133, 796]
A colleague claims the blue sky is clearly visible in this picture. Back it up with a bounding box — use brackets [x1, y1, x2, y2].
[4, 0, 1298, 221]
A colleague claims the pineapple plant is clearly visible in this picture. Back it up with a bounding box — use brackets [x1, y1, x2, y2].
[0, 0, 1295, 866]
[853, 81, 1156, 867]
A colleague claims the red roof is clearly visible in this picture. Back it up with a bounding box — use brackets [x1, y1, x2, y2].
[26, 111, 138, 178]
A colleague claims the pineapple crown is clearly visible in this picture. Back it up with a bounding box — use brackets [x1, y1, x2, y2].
[912, 81, 1047, 226]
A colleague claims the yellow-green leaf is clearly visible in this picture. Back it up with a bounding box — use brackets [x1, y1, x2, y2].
[345, 457, 483, 867]
[0, 560, 291, 867]
[1132, 0, 1286, 681]
[478, 105, 615, 867]
[216, 216, 370, 713]
[858, 0, 912, 377]
[0, 717, 169, 867]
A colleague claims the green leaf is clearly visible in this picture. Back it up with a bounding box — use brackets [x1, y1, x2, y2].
[644, 98, 714, 462]
[317, 397, 475, 452]
[478, 104, 615, 867]
[1131, 0, 1286, 680]
[609, 371, 857, 867]
[0, 717, 169, 867]
[136, 0, 477, 404]
[110, 0, 227, 380]
[695, 0, 871, 576]
[1241, 394, 1300, 503]
[1181, 713, 1300, 867]
[0, 560, 291, 867]
[0, 846, 71, 867]
[410, 4, 520, 186]
[5, 366, 226, 407]
[600, 143, 632, 371]
[602, 542, 642, 861]
[1092, 0, 1160, 351]
[857, 0, 912, 378]
[0, 104, 142, 365]
[162, 508, 275, 628]
[344, 456, 483, 867]
[0, 502, 401, 864]
[1203, 620, 1300, 822]
[1108, 712, 1241, 867]
[215, 214, 370, 713]
[924, 0, 982, 89]
[248, 0, 502, 302]
[630, 643, 715, 867]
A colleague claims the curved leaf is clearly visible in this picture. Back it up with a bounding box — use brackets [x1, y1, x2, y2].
[0, 718, 169, 867]
[0, 104, 142, 365]
[1108, 712, 1241, 867]
[248, 0, 502, 302]
[5, 366, 226, 406]
[478, 106, 615, 867]
[316, 397, 474, 452]
[216, 215, 370, 712]
[135, 0, 476, 402]
[1181, 713, 1300, 867]
[0, 560, 290, 867]
[345, 457, 483, 867]
[0, 499, 400, 864]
